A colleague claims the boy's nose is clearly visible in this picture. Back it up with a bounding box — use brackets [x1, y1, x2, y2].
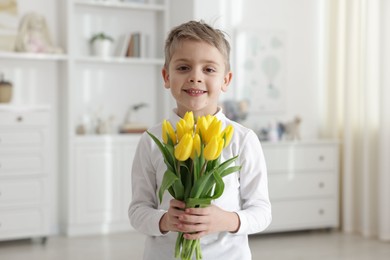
[189, 79, 202, 83]
[188, 73, 203, 83]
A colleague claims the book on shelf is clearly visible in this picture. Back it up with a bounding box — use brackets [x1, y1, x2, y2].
[126, 32, 148, 58]
[114, 33, 131, 57]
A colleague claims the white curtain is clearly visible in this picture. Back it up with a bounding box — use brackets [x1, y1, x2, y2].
[321, 0, 390, 241]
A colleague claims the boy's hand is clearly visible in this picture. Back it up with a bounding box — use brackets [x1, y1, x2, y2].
[176, 204, 241, 240]
[159, 199, 186, 233]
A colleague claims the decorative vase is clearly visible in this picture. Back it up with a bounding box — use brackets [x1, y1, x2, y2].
[92, 39, 112, 57]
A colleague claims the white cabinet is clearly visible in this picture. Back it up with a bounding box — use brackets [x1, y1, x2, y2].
[67, 135, 139, 235]
[0, 46, 66, 239]
[62, 0, 170, 235]
[262, 140, 339, 232]
[0, 108, 51, 241]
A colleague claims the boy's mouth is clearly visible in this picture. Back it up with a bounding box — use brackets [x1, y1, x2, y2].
[184, 88, 207, 96]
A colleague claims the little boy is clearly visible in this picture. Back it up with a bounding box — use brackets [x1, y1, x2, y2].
[129, 20, 271, 260]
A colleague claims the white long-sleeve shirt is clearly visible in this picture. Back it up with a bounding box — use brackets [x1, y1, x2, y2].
[129, 109, 272, 260]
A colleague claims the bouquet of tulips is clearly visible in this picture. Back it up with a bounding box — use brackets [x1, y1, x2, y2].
[147, 111, 241, 260]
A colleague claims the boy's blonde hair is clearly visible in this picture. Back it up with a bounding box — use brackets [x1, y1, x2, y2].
[164, 20, 231, 72]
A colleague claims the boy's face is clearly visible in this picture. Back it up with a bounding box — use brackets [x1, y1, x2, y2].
[162, 40, 232, 118]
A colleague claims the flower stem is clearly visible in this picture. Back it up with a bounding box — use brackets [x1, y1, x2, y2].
[200, 160, 208, 177]
[176, 160, 181, 179]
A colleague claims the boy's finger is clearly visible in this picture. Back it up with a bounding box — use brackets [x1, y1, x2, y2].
[170, 199, 186, 209]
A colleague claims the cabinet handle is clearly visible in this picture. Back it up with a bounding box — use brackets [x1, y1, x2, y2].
[16, 116, 23, 122]
[319, 182, 325, 188]
[319, 155, 325, 161]
[319, 209, 325, 215]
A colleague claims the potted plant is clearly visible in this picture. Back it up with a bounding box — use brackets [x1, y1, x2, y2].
[90, 32, 114, 57]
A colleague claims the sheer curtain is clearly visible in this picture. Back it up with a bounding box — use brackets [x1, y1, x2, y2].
[321, 0, 390, 241]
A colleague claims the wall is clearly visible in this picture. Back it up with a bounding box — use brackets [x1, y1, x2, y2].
[228, 0, 322, 139]
[169, 0, 322, 139]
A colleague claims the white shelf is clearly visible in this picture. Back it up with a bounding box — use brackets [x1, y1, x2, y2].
[73, 133, 142, 143]
[0, 104, 51, 111]
[75, 56, 164, 65]
[74, 0, 165, 11]
[0, 51, 67, 61]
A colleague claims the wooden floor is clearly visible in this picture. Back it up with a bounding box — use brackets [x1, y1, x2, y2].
[0, 230, 389, 260]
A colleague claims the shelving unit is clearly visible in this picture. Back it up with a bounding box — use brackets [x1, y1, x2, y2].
[62, 0, 170, 235]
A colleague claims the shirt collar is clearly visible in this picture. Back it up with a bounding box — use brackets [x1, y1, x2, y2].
[168, 107, 226, 126]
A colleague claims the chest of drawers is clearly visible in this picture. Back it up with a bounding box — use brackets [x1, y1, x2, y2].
[262, 140, 339, 232]
[0, 109, 50, 241]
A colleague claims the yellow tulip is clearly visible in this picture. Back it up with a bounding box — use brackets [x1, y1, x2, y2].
[204, 117, 222, 144]
[183, 111, 195, 130]
[176, 119, 186, 142]
[162, 120, 177, 144]
[204, 135, 224, 161]
[221, 125, 234, 148]
[190, 134, 201, 160]
[174, 133, 193, 161]
[205, 114, 214, 125]
[195, 116, 209, 140]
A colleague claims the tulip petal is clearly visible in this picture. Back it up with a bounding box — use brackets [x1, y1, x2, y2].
[174, 133, 193, 161]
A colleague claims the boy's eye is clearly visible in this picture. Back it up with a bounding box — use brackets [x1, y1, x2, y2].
[176, 66, 190, 71]
[204, 67, 216, 73]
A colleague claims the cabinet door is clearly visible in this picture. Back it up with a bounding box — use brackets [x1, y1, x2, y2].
[73, 144, 122, 224]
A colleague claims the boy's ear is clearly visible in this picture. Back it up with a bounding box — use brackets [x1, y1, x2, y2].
[162, 68, 170, 89]
[221, 71, 233, 92]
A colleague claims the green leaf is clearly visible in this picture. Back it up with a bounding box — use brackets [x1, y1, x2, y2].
[190, 168, 218, 198]
[159, 169, 178, 203]
[216, 155, 239, 173]
[211, 171, 224, 200]
[183, 163, 193, 201]
[172, 178, 185, 201]
[147, 131, 175, 170]
[220, 166, 242, 178]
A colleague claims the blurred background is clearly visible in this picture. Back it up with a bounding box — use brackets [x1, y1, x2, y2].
[0, 0, 389, 259]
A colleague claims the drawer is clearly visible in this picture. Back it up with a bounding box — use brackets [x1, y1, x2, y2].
[0, 129, 45, 147]
[0, 111, 49, 126]
[0, 153, 45, 176]
[263, 144, 337, 172]
[266, 199, 338, 232]
[0, 208, 48, 240]
[0, 179, 45, 205]
[268, 173, 337, 199]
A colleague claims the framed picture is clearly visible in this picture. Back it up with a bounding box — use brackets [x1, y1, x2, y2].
[234, 29, 286, 114]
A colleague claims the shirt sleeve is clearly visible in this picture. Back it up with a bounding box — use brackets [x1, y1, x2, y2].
[234, 130, 272, 235]
[128, 133, 167, 236]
